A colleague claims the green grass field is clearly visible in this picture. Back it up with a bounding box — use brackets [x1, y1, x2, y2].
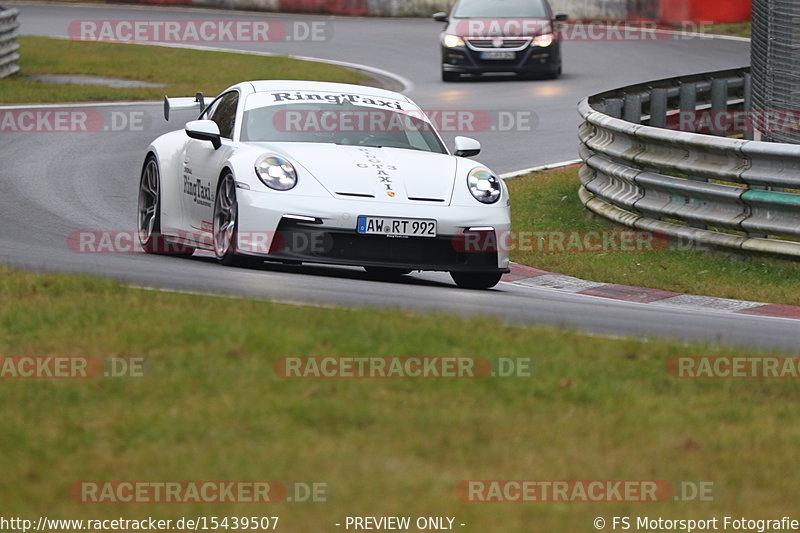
[0, 36, 368, 104]
[507, 167, 800, 305]
[1, 266, 798, 531]
[707, 22, 752, 38]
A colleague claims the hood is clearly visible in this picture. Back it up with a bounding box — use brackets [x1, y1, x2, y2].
[248, 142, 458, 204]
[448, 18, 551, 38]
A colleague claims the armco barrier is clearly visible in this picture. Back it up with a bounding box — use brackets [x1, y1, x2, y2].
[578, 67, 800, 259]
[0, 6, 20, 79]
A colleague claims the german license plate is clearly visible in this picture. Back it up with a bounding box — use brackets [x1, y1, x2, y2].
[357, 216, 437, 238]
[480, 51, 515, 60]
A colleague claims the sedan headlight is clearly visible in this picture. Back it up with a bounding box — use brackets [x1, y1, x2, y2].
[443, 34, 465, 48]
[255, 155, 297, 191]
[532, 33, 554, 47]
[468, 168, 502, 204]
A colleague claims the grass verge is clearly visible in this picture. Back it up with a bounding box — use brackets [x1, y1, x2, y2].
[0, 266, 797, 530]
[0, 36, 369, 104]
[507, 167, 800, 305]
[707, 22, 752, 38]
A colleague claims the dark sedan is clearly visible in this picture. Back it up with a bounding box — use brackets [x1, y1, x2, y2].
[434, 0, 567, 82]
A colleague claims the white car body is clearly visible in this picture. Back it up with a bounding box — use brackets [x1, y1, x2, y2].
[139, 80, 510, 288]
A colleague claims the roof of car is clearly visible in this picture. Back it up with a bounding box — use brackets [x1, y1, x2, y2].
[246, 80, 410, 103]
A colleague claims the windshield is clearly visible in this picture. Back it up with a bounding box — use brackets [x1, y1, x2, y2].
[453, 0, 548, 18]
[241, 103, 447, 154]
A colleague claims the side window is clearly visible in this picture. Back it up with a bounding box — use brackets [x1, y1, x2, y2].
[209, 92, 239, 140]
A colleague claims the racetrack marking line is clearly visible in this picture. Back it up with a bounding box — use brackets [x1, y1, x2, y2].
[500, 159, 582, 180]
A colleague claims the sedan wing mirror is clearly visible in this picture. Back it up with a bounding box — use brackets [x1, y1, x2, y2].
[185, 120, 222, 150]
[433, 11, 449, 22]
[454, 136, 481, 158]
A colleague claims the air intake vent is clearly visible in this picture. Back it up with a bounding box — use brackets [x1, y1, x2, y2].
[408, 197, 445, 203]
[337, 192, 375, 198]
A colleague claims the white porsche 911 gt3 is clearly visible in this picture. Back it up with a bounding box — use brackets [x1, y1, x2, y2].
[137, 80, 510, 289]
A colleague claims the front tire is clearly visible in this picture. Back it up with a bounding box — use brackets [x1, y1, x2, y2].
[213, 171, 252, 267]
[137, 155, 195, 257]
[450, 271, 503, 290]
[442, 70, 460, 82]
[546, 63, 563, 80]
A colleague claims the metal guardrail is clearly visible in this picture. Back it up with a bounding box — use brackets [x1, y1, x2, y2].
[0, 6, 20, 79]
[578, 67, 800, 259]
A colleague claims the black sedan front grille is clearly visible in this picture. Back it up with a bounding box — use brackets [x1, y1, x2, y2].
[467, 38, 530, 49]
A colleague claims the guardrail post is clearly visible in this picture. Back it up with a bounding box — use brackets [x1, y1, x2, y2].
[0, 7, 20, 79]
[604, 98, 623, 119]
[743, 73, 754, 141]
[623, 94, 642, 124]
[649, 88, 668, 129]
[679, 83, 697, 112]
[710, 79, 728, 137]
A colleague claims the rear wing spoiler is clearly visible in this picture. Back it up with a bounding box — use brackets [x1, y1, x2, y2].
[163, 92, 207, 121]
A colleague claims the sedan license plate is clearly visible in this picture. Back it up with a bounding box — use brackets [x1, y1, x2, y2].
[480, 51, 516, 60]
[357, 216, 437, 238]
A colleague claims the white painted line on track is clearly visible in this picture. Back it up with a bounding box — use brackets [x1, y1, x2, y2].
[500, 159, 582, 179]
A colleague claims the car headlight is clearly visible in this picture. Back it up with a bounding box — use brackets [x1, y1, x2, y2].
[443, 34, 465, 48]
[533, 33, 554, 47]
[255, 155, 297, 191]
[468, 168, 502, 204]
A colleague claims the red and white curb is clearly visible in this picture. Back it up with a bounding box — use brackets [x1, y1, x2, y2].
[502, 263, 800, 320]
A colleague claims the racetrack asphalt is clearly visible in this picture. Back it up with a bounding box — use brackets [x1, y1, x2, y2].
[6, 4, 796, 351]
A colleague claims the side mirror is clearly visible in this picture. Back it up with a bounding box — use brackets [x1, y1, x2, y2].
[454, 136, 481, 158]
[433, 12, 449, 22]
[554, 13, 568, 21]
[185, 120, 222, 150]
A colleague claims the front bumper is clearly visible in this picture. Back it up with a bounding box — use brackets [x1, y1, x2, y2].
[442, 42, 560, 75]
[235, 190, 511, 272]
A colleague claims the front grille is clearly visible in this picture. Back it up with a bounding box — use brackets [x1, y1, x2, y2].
[467, 38, 530, 50]
[268, 222, 498, 270]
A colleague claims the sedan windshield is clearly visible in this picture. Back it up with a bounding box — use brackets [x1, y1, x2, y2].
[453, 0, 548, 19]
[241, 103, 447, 154]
